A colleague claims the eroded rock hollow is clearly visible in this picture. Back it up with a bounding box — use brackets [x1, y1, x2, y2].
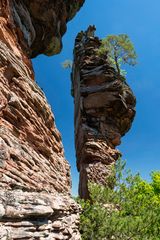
[0, 0, 84, 239]
[72, 27, 136, 199]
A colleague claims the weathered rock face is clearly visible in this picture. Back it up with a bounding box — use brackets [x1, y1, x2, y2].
[72, 28, 136, 199]
[0, 0, 84, 238]
[0, 190, 81, 239]
[12, 0, 85, 57]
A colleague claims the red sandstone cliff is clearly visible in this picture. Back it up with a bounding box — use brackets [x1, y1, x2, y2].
[72, 28, 136, 199]
[0, 0, 84, 239]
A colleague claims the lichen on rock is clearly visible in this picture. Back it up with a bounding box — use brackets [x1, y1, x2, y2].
[0, 190, 81, 239]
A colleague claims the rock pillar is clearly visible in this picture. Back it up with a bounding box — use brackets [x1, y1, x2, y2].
[72, 28, 136, 199]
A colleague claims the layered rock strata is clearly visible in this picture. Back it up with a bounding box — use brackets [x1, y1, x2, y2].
[72, 27, 136, 199]
[0, 0, 84, 238]
[0, 191, 81, 239]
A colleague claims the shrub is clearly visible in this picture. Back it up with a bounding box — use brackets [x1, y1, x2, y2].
[77, 159, 160, 240]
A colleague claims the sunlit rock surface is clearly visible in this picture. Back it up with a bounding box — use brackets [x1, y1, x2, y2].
[0, 190, 81, 239]
[72, 27, 136, 199]
[0, 0, 84, 238]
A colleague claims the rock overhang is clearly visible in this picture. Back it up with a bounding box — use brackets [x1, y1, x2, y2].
[12, 0, 85, 58]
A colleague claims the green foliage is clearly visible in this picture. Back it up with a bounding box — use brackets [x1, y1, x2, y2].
[61, 59, 74, 96]
[77, 159, 160, 240]
[98, 34, 137, 77]
[61, 59, 73, 69]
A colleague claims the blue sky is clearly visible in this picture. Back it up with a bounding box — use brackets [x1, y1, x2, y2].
[33, 0, 160, 195]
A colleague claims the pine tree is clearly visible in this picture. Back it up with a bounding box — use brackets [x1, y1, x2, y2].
[98, 34, 137, 77]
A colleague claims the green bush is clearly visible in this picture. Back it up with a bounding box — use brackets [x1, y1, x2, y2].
[77, 159, 160, 240]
